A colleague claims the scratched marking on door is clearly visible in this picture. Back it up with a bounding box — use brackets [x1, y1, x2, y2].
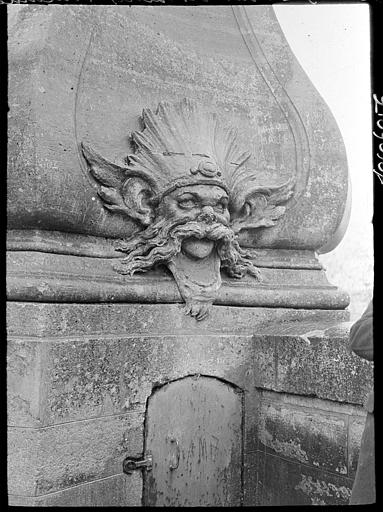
[143, 376, 243, 506]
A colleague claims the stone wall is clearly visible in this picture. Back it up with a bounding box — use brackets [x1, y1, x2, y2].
[7, 303, 372, 506]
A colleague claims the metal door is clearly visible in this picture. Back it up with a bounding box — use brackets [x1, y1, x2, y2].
[143, 375, 243, 506]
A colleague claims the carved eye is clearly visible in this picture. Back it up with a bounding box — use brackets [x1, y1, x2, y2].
[215, 200, 228, 213]
[178, 198, 197, 210]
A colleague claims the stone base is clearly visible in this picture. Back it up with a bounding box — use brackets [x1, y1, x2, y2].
[7, 233, 350, 310]
[7, 301, 372, 506]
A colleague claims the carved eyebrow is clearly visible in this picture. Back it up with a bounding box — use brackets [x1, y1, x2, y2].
[176, 192, 198, 200]
[176, 190, 228, 202]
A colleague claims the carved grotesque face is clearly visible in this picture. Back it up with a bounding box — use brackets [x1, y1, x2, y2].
[159, 184, 230, 259]
[81, 98, 284, 319]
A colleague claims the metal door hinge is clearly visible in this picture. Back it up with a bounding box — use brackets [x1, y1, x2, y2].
[123, 454, 153, 475]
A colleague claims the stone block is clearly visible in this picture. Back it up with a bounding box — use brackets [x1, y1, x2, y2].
[8, 333, 275, 426]
[275, 333, 373, 404]
[243, 451, 258, 506]
[293, 466, 353, 506]
[250, 336, 277, 390]
[260, 454, 308, 506]
[244, 388, 263, 454]
[43, 336, 150, 425]
[348, 413, 367, 478]
[7, 338, 43, 427]
[8, 473, 142, 507]
[8, 412, 143, 496]
[254, 450, 266, 506]
[8, 316, 369, 427]
[7, 427, 39, 497]
[258, 393, 348, 475]
[259, 453, 353, 506]
[6, 302, 348, 338]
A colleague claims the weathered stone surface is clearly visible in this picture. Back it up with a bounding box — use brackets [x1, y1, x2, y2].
[243, 451, 258, 506]
[8, 473, 142, 507]
[348, 413, 367, 479]
[7, 301, 370, 429]
[275, 334, 373, 404]
[258, 394, 348, 475]
[294, 466, 353, 506]
[259, 454, 353, 506]
[6, 302, 349, 338]
[247, 391, 368, 505]
[7, 338, 42, 427]
[8, 5, 348, 251]
[7, 230, 324, 268]
[261, 454, 308, 506]
[8, 334, 262, 426]
[244, 389, 263, 455]
[254, 449, 266, 506]
[8, 413, 143, 496]
[9, 333, 370, 429]
[7, 249, 350, 310]
[7, 300, 368, 505]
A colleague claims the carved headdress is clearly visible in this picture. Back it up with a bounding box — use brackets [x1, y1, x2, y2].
[82, 98, 295, 232]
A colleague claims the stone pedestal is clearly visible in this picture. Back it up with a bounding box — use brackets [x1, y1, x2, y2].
[7, 301, 372, 506]
[7, 4, 372, 507]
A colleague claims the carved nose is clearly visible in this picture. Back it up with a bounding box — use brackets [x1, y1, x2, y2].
[198, 206, 216, 224]
[203, 206, 214, 216]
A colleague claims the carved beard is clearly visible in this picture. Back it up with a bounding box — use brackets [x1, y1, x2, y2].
[113, 216, 260, 320]
[113, 217, 259, 280]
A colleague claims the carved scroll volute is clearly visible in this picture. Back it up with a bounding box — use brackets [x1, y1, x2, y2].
[231, 5, 349, 249]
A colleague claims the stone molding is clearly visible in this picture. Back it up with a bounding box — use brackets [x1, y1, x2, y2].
[7, 248, 349, 310]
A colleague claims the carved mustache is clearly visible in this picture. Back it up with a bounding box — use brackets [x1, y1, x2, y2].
[114, 218, 234, 256]
[113, 214, 259, 281]
[170, 220, 236, 243]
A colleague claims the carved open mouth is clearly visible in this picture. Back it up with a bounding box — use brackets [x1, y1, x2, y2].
[181, 237, 215, 260]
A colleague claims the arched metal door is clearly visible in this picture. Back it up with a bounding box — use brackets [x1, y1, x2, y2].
[143, 375, 243, 506]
